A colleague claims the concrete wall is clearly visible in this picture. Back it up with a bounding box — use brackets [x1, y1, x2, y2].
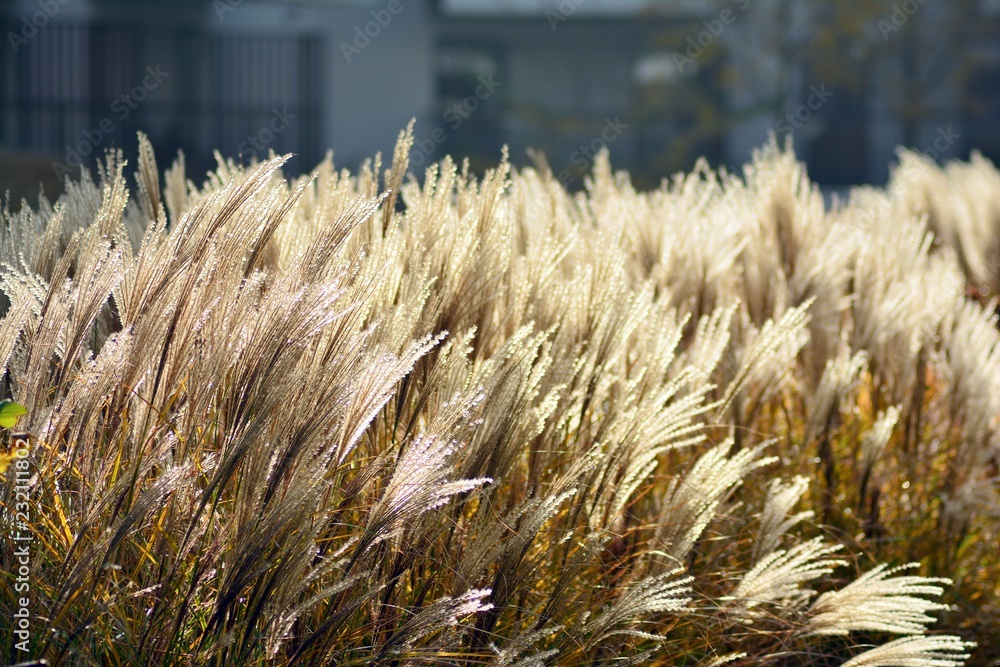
[324, 0, 435, 167]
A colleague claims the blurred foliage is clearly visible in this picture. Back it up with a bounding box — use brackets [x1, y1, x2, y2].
[626, 0, 990, 179]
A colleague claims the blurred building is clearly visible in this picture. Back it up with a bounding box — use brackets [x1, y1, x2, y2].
[0, 0, 432, 196]
[1, 0, 998, 204]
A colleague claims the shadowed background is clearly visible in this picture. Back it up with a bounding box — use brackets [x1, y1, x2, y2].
[1, 0, 998, 204]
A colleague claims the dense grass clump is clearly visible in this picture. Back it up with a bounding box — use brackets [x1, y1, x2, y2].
[1, 128, 997, 665]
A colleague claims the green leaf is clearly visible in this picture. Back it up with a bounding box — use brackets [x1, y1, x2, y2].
[0, 400, 27, 428]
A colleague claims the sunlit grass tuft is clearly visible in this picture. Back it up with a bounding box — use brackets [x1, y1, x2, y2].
[1, 129, 997, 665]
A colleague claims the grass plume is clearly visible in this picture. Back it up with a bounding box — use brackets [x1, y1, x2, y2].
[1, 130, 998, 665]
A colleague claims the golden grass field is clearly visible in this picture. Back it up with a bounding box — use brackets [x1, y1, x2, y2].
[1, 128, 998, 665]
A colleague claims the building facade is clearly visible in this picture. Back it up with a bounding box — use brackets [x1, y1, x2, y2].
[1, 0, 998, 202]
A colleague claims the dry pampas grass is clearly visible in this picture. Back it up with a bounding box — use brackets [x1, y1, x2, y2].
[0, 127, 997, 665]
